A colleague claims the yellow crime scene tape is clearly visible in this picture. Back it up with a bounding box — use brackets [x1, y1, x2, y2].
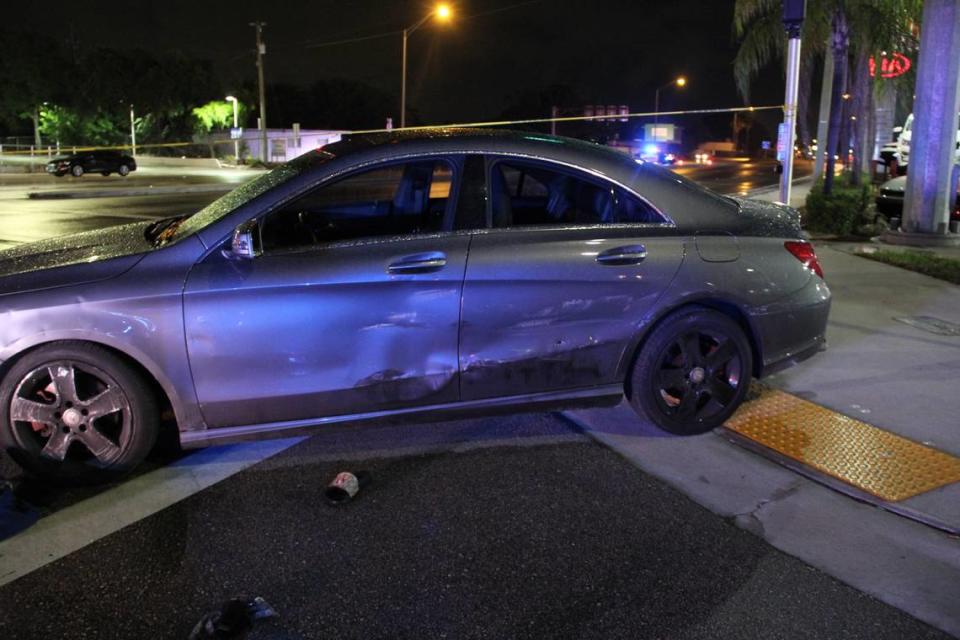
[0, 104, 785, 156]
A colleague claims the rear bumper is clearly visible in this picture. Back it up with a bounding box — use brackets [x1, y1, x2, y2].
[750, 276, 831, 377]
[875, 194, 903, 217]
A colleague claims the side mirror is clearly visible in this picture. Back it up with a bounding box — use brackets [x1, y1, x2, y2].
[225, 220, 262, 260]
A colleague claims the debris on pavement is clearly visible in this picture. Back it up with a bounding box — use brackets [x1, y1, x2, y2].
[325, 470, 371, 505]
[188, 595, 278, 639]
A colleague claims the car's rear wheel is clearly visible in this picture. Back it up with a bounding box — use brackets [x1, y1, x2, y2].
[0, 343, 158, 481]
[71, 164, 84, 177]
[118, 164, 130, 176]
[628, 308, 752, 435]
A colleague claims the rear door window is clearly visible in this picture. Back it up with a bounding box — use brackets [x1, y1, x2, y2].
[488, 159, 665, 228]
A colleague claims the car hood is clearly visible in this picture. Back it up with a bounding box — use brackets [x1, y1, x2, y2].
[727, 196, 803, 238]
[880, 176, 906, 193]
[0, 221, 155, 296]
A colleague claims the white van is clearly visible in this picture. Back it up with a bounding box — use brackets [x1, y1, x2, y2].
[896, 113, 960, 173]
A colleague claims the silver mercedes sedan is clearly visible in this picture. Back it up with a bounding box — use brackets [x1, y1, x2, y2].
[0, 129, 830, 481]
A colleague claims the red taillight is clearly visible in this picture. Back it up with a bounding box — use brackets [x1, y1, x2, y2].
[784, 241, 824, 279]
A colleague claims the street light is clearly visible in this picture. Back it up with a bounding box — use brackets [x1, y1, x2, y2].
[401, 3, 453, 128]
[653, 76, 687, 142]
[225, 95, 239, 161]
[129, 104, 136, 157]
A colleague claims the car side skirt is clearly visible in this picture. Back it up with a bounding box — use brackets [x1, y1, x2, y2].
[179, 384, 625, 448]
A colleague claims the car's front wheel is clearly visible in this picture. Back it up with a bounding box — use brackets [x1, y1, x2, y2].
[628, 308, 752, 435]
[0, 343, 158, 481]
[71, 164, 84, 177]
[117, 164, 130, 176]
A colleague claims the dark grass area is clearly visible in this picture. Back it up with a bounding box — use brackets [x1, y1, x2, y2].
[0, 429, 950, 640]
[857, 249, 960, 285]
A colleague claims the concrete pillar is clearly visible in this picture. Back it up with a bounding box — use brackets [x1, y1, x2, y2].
[902, 0, 960, 237]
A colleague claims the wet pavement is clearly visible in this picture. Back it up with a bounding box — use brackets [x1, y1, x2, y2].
[0, 414, 949, 640]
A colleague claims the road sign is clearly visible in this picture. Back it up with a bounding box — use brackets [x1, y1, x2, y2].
[776, 122, 787, 162]
[230, 127, 244, 140]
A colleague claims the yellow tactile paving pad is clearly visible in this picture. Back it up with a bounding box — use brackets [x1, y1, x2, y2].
[724, 387, 960, 502]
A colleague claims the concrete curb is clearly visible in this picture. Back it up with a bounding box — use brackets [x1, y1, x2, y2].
[742, 175, 815, 202]
[26, 183, 234, 200]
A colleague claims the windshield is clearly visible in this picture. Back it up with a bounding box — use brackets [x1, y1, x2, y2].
[170, 150, 335, 242]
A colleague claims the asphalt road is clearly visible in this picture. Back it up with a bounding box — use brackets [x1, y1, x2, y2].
[0, 165, 250, 247]
[0, 414, 948, 640]
[673, 157, 810, 196]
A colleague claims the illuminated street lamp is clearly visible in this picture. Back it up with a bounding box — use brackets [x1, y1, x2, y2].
[225, 95, 240, 161]
[653, 76, 687, 142]
[401, 3, 452, 128]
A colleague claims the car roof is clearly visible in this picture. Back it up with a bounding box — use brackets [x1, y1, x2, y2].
[320, 128, 738, 228]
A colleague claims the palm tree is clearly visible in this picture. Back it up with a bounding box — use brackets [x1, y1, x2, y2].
[734, 0, 921, 194]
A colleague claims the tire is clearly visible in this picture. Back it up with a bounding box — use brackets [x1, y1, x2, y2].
[101, 171, 111, 176]
[0, 343, 159, 481]
[628, 307, 753, 435]
[118, 164, 130, 177]
[71, 164, 84, 177]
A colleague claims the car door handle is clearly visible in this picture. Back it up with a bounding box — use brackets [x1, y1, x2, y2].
[387, 251, 447, 274]
[595, 244, 647, 265]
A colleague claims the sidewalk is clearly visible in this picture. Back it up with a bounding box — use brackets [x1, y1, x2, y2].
[565, 185, 960, 637]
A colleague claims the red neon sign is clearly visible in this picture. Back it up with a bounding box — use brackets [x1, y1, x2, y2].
[869, 53, 911, 79]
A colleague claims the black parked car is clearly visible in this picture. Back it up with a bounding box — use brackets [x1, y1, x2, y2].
[875, 175, 960, 222]
[46, 150, 137, 178]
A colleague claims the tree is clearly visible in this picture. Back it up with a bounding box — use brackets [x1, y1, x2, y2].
[0, 29, 71, 145]
[734, 0, 921, 193]
[192, 100, 245, 133]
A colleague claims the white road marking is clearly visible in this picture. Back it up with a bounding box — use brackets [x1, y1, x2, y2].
[0, 437, 303, 588]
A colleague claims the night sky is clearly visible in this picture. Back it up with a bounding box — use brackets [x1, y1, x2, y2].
[5, 0, 786, 135]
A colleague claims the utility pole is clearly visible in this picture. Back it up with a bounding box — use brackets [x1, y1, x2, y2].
[250, 22, 268, 162]
[779, 0, 806, 206]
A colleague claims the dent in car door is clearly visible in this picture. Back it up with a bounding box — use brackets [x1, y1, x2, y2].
[183, 156, 468, 429]
[459, 227, 683, 399]
[185, 236, 469, 428]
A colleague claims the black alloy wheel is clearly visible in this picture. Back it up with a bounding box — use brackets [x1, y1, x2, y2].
[0, 343, 158, 481]
[629, 308, 753, 435]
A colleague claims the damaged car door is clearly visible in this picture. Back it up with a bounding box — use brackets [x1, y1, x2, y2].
[183, 156, 468, 428]
[459, 156, 684, 400]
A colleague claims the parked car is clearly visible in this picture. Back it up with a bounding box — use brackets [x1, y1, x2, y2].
[875, 174, 960, 222]
[46, 150, 136, 177]
[895, 113, 960, 175]
[0, 129, 830, 481]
